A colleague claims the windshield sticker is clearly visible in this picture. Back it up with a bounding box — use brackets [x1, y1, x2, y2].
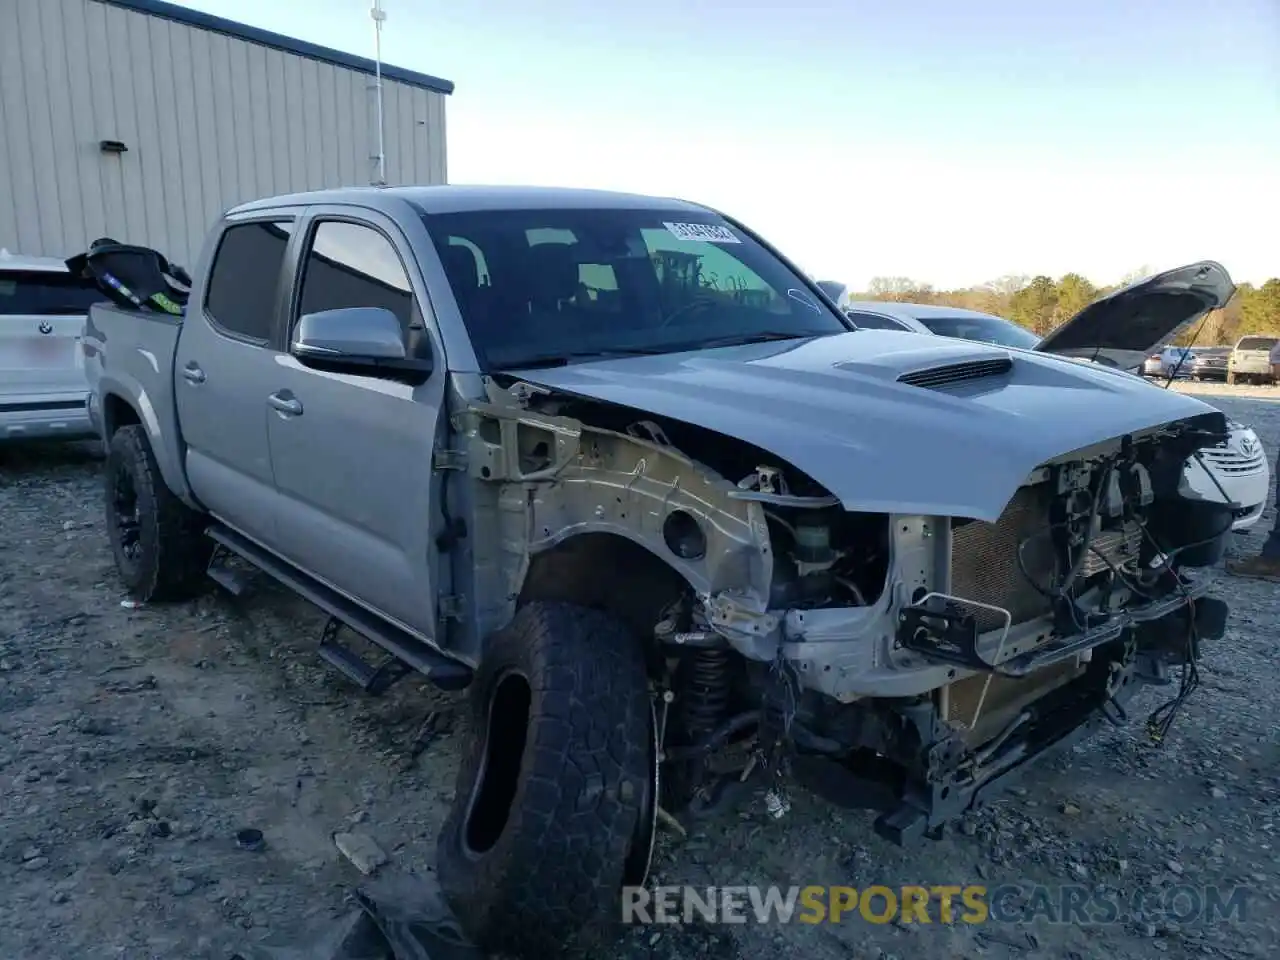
[663, 222, 742, 244]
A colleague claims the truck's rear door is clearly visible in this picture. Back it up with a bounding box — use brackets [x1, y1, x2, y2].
[173, 216, 299, 544]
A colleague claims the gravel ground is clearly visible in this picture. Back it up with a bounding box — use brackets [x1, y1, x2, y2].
[1, 384, 1277, 960]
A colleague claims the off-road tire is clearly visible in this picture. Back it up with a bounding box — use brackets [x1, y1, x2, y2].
[437, 601, 652, 957]
[105, 424, 211, 602]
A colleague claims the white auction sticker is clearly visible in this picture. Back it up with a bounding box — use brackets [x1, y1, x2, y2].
[662, 222, 742, 244]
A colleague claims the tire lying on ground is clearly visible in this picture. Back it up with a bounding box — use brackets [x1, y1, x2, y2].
[104, 424, 211, 602]
[437, 600, 654, 957]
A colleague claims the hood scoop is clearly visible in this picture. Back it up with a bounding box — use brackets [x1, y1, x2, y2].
[897, 356, 1013, 390]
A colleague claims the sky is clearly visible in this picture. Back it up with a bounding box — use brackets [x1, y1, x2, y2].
[183, 0, 1279, 290]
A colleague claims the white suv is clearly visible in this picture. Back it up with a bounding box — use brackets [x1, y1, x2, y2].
[0, 249, 100, 442]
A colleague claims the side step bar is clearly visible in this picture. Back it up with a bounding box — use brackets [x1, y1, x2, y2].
[205, 524, 472, 692]
[318, 616, 412, 696]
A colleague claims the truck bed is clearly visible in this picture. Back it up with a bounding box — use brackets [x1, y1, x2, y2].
[82, 302, 193, 503]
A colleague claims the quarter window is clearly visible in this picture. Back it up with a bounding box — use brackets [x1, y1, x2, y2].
[204, 220, 293, 341]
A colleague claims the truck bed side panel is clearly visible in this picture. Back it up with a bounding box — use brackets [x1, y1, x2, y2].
[82, 302, 195, 505]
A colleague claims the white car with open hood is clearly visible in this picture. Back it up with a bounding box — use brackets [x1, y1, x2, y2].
[821, 282, 1271, 532]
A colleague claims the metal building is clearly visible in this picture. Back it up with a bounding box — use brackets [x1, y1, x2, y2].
[0, 0, 453, 266]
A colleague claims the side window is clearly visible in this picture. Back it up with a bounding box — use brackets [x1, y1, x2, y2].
[204, 220, 294, 341]
[847, 311, 911, 332]
[297, 221, 415, 337]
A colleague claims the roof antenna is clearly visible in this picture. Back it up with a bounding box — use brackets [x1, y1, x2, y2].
[370, 0, 388, 186]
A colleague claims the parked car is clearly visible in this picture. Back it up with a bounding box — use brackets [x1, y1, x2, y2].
[1154, 346, 1198, 378]
[1141, 346, 1206, 379]
[1227, 335, 1279, 385]
[84, 188, 1235, 956]
[1188, 346, 1231, 381]
[0, 249, 100, 442]
[1141, 351, 1166, 377]
[827, 299, 1270, 532]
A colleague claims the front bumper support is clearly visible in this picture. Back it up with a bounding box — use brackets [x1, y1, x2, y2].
[797, 596, 1228, 845]
[898, 575, 1215, 678]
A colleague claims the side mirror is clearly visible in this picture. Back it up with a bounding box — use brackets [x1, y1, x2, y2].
[291, 307, 432, 383]
[292, 306, 407, 361]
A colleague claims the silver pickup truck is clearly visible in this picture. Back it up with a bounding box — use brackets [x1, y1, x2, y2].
[83, 185, 1236, 956]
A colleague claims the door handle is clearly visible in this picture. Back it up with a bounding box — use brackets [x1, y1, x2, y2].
[267, 392, 303, 416]
[181, 364, 206, 384]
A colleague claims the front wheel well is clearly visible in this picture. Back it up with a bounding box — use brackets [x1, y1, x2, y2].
[518, 533, 691, 647]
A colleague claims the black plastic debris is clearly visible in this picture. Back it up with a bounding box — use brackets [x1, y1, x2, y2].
[236, 828, 266, 852]
[230, 868, 481, 960]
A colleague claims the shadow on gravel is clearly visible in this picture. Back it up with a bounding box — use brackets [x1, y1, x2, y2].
[0, 439, 104, 476]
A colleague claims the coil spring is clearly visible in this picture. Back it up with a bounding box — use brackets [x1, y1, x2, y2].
[681, 646, 731, 740]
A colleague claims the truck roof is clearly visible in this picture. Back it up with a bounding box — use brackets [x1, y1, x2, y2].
[229, 184, 717, 218]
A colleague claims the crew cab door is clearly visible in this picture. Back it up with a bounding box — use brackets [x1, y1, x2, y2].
[266, 208, 447, 640]
[175, 216, 297, 545]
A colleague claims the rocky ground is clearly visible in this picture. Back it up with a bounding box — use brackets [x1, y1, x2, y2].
[1, 384, 1277, 960]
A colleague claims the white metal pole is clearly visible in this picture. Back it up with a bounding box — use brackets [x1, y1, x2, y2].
[370, 0, 387, 186]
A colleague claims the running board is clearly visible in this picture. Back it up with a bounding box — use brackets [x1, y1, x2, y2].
[206, 542, 253, 597]
[318, 616, 413, 696]
[204, 524, 472, 692]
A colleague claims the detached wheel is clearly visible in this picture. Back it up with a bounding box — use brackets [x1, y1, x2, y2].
[438, 601, 655, 957]
[105, 424, 211, 602]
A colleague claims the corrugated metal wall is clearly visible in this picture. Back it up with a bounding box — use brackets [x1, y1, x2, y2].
[0, 0, 448, 265]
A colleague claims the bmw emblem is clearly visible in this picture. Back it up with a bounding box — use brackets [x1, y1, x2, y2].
[38, 320, 53, 334]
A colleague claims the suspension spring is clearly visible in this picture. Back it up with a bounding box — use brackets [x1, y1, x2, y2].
[680, 646, 732, 741]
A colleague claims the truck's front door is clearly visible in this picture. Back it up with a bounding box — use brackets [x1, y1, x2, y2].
[266, 210, 446, 641]
[175, 216, 297, 546]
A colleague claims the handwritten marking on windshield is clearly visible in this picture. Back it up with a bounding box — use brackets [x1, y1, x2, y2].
[787, 289, 822, 313]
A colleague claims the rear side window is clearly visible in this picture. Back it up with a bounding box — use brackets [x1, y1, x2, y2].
[1237, 337, 1278, 351]
[0, 270, 101, 316]
[204, 220, 293, 341]
[846, 311, 912, 332]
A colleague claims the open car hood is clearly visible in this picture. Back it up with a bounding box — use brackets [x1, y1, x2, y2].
[1035, 261, 1234, 371]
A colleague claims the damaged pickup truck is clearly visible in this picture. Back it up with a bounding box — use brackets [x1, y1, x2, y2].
[79, 186, 1235, 956]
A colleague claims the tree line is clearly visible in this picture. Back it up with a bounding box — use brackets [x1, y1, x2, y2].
[854, 272, 1280, 346]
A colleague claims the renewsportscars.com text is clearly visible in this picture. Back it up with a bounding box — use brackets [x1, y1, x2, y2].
[622, 883, 1251, 926]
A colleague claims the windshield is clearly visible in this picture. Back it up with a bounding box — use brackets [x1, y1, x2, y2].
[1237, 336, 1279, 351]
[419, 207, 850, 368]
[915, 314, 1041, 350]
